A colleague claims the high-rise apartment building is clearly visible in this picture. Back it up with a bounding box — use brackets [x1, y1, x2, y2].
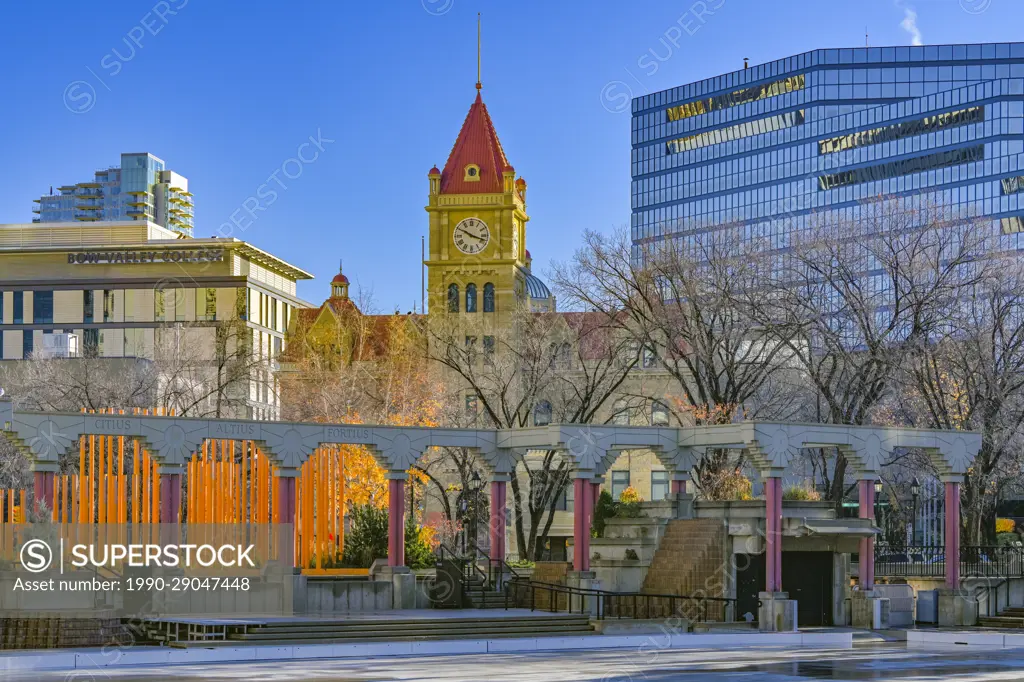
[631, 43, 1024, 259]
[33, 153, 195, 237]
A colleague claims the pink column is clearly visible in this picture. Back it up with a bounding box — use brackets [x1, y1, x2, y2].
[671, 479, 686, 495]
[573, 477, 587, 571]
[582, 479, 595, 571]
[160, 473, 182, 524]
[765, 476, 783, 592]
[489, 479, 507, 564]
[388, 477, 406, 567]
[170, 478, 182, 525]
[33, 471, 55, 515]
[276, 476, 296, 525]
[275, 474, 297, 568]
[945, 480, 961, 589]
[858, 479, 875, 590]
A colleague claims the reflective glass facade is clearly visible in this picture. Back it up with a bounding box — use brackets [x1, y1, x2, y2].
[34, 153, 194, 236]
[631, 43, 1024, 259]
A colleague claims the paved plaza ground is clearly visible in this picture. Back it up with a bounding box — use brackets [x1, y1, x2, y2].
[11, 644, 1024, 681]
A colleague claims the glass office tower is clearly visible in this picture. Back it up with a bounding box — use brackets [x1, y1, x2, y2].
[34, 152, 195, 237]
[631, 43, 1024, 260]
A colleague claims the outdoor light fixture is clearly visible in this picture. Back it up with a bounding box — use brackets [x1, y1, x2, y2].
[911, 477, 921, 545]
[469, 471, 482, 493]
[874, 480, 883, 496]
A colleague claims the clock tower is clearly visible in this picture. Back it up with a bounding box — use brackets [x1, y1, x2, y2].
[424, 84, 531, 318]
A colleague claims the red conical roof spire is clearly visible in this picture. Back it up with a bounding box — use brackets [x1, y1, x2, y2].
[439, 91, 511, 194]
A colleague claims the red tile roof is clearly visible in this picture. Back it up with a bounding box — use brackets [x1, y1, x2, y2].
[440, 92, 511, 194]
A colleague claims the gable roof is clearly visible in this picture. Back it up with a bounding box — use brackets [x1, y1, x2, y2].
[440, 91, 511, 194]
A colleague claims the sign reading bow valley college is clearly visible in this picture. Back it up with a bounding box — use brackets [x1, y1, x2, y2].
[67, 248, 225, 265]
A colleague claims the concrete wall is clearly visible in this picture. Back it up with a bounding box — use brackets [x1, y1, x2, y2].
[900, 576, 1024, 618]
[296, 577, 392, 613]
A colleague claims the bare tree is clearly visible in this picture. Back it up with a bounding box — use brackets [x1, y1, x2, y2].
[551, 225, 797, 498]
[900, 257, 1024, 544]
[756, 201, 987, 510]
[424, 305, 637, 560]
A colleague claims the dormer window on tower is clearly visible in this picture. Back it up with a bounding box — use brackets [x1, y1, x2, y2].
[464, 164, 481, 182]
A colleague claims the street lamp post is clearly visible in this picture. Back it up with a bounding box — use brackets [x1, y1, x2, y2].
[911, 477, 921, 546]
[468, 471, 482, 558]
[874, 480, 884, 544]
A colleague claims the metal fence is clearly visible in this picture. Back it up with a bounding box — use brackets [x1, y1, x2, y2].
[875, 545, 1024, 578]
[504, 578, 737, 622]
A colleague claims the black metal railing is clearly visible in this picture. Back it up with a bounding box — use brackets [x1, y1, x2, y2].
[504, 578, 737, 623]
[436, 544, 519, 606]
[874, 544, 1024, 579]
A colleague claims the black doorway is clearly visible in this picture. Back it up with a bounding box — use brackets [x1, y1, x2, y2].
[734, 551, 834, 626]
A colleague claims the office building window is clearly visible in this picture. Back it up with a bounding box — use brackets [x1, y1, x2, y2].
[103, 290, 114, 322]
[237, 289, 248, 321]
[611, 471, 630, 500]
[32, 291, 53, 324]
[466, 283, 477, 313]
[83, 329, 99, 357]
[483, 283, 495, 313]
[154, 289, 166, 321]
[817, 145, 984, 191]
[534, 400, 552, 426]
[269, 296, 276, 329]
[612, 399, 630, 425]
[83, 290, 94, 323]
[0, 292, 4, 323]
[483, 335, 495, 363]
[22, 331, 33, 358]
[123, 290, 135, 322]
[13, 292, 23, 324]
[556, 484, 570, 511]
[124, 328, 140, 357]
[651, 471, 669, 501]
[818, 106, 983, 155]
[175, 289, 185, 322]
[652, 401, 670, 426]
[665, 74, 804, 122]
[666, 110, 804, 154]
[196, 288, 217, 321]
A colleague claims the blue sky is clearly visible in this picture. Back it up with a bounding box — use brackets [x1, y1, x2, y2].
[1, 0, 1021, 308]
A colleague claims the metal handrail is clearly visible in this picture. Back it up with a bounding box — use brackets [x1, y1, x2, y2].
[504, 577, 737, 622]
[473, 545, 520, 591]
[435, 543, 504, 606]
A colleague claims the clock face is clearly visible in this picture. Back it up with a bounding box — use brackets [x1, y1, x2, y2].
[453, 217, 490, 255]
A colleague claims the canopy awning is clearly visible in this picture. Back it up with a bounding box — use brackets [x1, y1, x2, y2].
[800, 519, 879, 538]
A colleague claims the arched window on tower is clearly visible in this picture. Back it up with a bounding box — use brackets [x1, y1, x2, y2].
[466, 284, 477, 313]
[448, 284, 460, 313]
[483, 283, 495, 313]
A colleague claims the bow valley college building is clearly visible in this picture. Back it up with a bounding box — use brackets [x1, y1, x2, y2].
[630, 42, 1024, 260]
[0, 220, 313, 420]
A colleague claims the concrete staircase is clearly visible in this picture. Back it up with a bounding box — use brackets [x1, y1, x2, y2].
[640, 519, 728, 620]
[979, 606, 1024, 628]
[463, 573, 507, 609]
[166, 614, 594, 647]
